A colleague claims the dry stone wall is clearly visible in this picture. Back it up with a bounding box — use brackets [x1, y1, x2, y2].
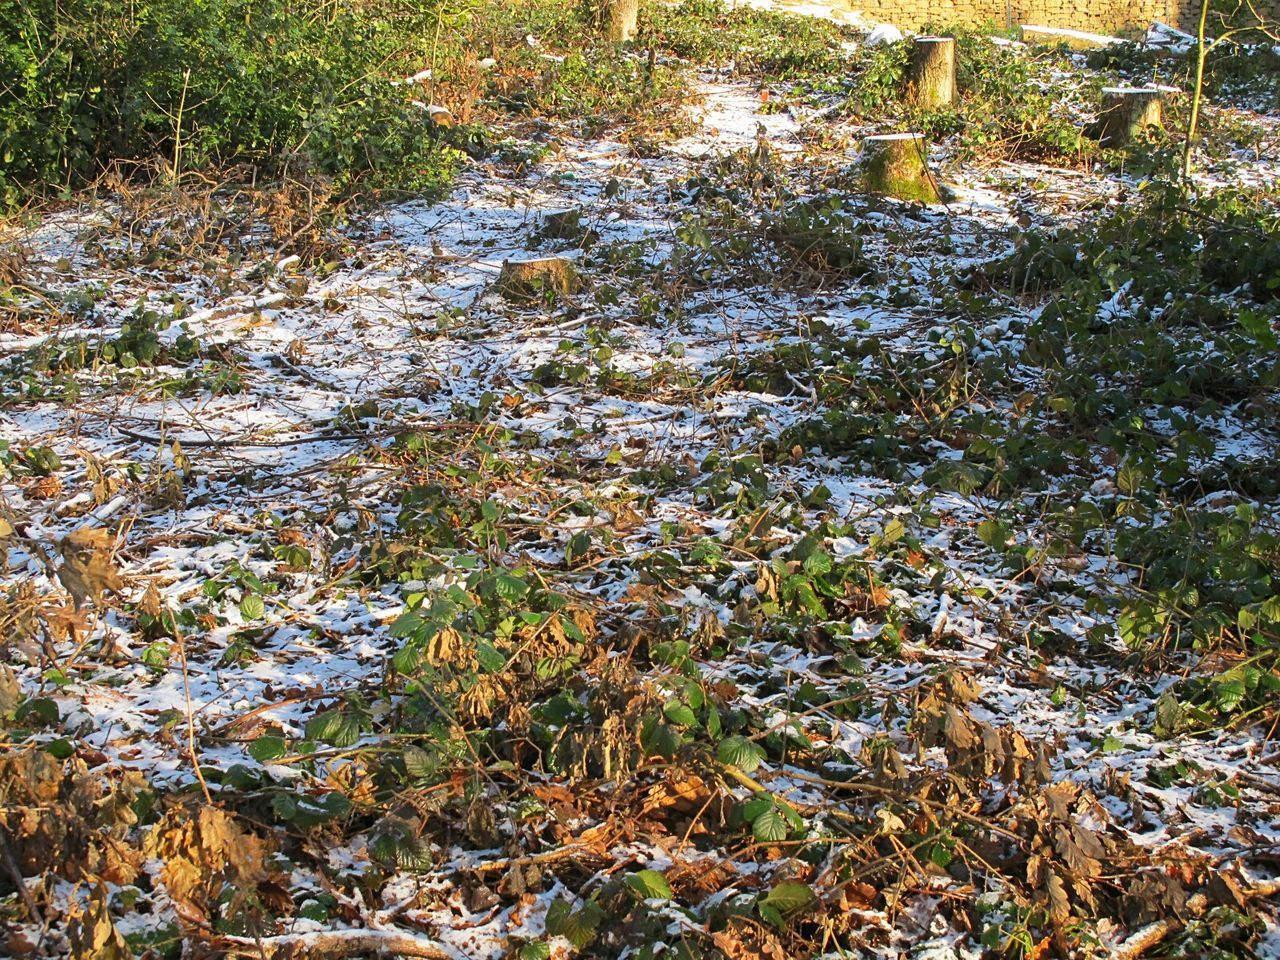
[838, 0, 1280, 35]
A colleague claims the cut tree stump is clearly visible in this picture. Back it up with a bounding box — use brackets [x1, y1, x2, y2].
[861, 133, 939, 203]
[1092, 87, 1164, 147]
[601, 0, 639, 43]
[906, 37, 956, 108]
[496, 257, 580, 301]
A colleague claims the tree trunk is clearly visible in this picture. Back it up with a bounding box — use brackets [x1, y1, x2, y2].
[601, 0, 639, 43]
[861, 133, 939, 203]
[1094, 87, 1164, 147]
[906, 37, 956, 108]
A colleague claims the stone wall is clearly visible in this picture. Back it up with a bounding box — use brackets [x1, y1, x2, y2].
[840, 0, 1280, 34]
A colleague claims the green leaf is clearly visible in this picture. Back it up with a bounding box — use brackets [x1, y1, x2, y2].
[625, 869, 673, 901]
[477, 640, 507, 673]
[751, 807, 789, 843]
[705, 702, 722, 739]
[760, 881, 814, 913]
[881, 518, 906, 545]
[976, 519, 1007, 549]
[802, 550, 832, 576]
[1215, 678, 1245, 712]
[717, 735, 766, 773]
[403, 745, 435, 780]
[389, 610, 424, 638]
[304, 710, 342, 744]
[249, 735, 287, 762]
[757, 902, 784, 929]
[1116, 460, 1145, 496]
[1152, 692, 1184, 739]
[239, 594, 265, 621]
[545, 899, 602, 949]
[493, 573, 528, 603]
[519, 943, 551, 960]
[664, 701, 697, 727]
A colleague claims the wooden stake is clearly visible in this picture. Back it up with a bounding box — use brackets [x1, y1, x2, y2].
[906, 37, 956, 108]
[861, 133, 940, 203]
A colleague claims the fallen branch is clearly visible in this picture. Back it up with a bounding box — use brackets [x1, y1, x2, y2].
[1113, 879, 1280, 959]
[219, 928, 468, 960]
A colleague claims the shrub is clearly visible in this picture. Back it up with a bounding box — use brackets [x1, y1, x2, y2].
[0, 0, 464, 207]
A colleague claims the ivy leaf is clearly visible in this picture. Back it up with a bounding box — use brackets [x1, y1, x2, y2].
[717, 735, 766, 773]
[625, 869, 673, 901]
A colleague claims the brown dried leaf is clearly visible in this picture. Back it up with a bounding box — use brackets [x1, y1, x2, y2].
[57, 528, 123, 608]
[943, 703, 979, 751]
[144, 805, 274, 922]
[1053, 823, 1102, 879]
[1043, 868, 1071, 925]
[67, 885, 131, 960]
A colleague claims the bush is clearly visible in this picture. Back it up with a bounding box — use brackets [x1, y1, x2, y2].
[0, 0, 465, 208]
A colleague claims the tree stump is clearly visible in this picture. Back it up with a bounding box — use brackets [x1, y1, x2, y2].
[496, 257, 580, 302]
[601, 0, 639, 43]
[906, 37, 956, 108]
[1093, 87, 1164, 147]
[861, 133, 939, 203]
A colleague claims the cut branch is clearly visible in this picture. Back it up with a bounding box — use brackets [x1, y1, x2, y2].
[219, 929, 467, 960]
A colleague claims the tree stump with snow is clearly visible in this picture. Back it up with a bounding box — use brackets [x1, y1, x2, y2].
[861, 133, 939, 203]
[601, 0, 639, 43]
[497, 257, 580, 302]
[1092, 87, 1164, 147]
[905, 37, 956, 109]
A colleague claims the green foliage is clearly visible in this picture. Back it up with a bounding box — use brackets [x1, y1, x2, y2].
[0, 0, 468, 207]
[648, 0, 856, 80]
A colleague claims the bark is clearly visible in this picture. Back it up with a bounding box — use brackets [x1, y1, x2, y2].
[906, 37, 956, 108]
[1093, 87, 1164, 147]
[861, 133, 939, 203]
[601, 0, 639, 43]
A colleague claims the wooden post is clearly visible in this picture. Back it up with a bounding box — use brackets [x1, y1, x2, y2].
[906, 37, 956, 108]
[1093, 87, 1164, 146]
[601, 0, 639, 43]
[861, 133, 940, 203]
